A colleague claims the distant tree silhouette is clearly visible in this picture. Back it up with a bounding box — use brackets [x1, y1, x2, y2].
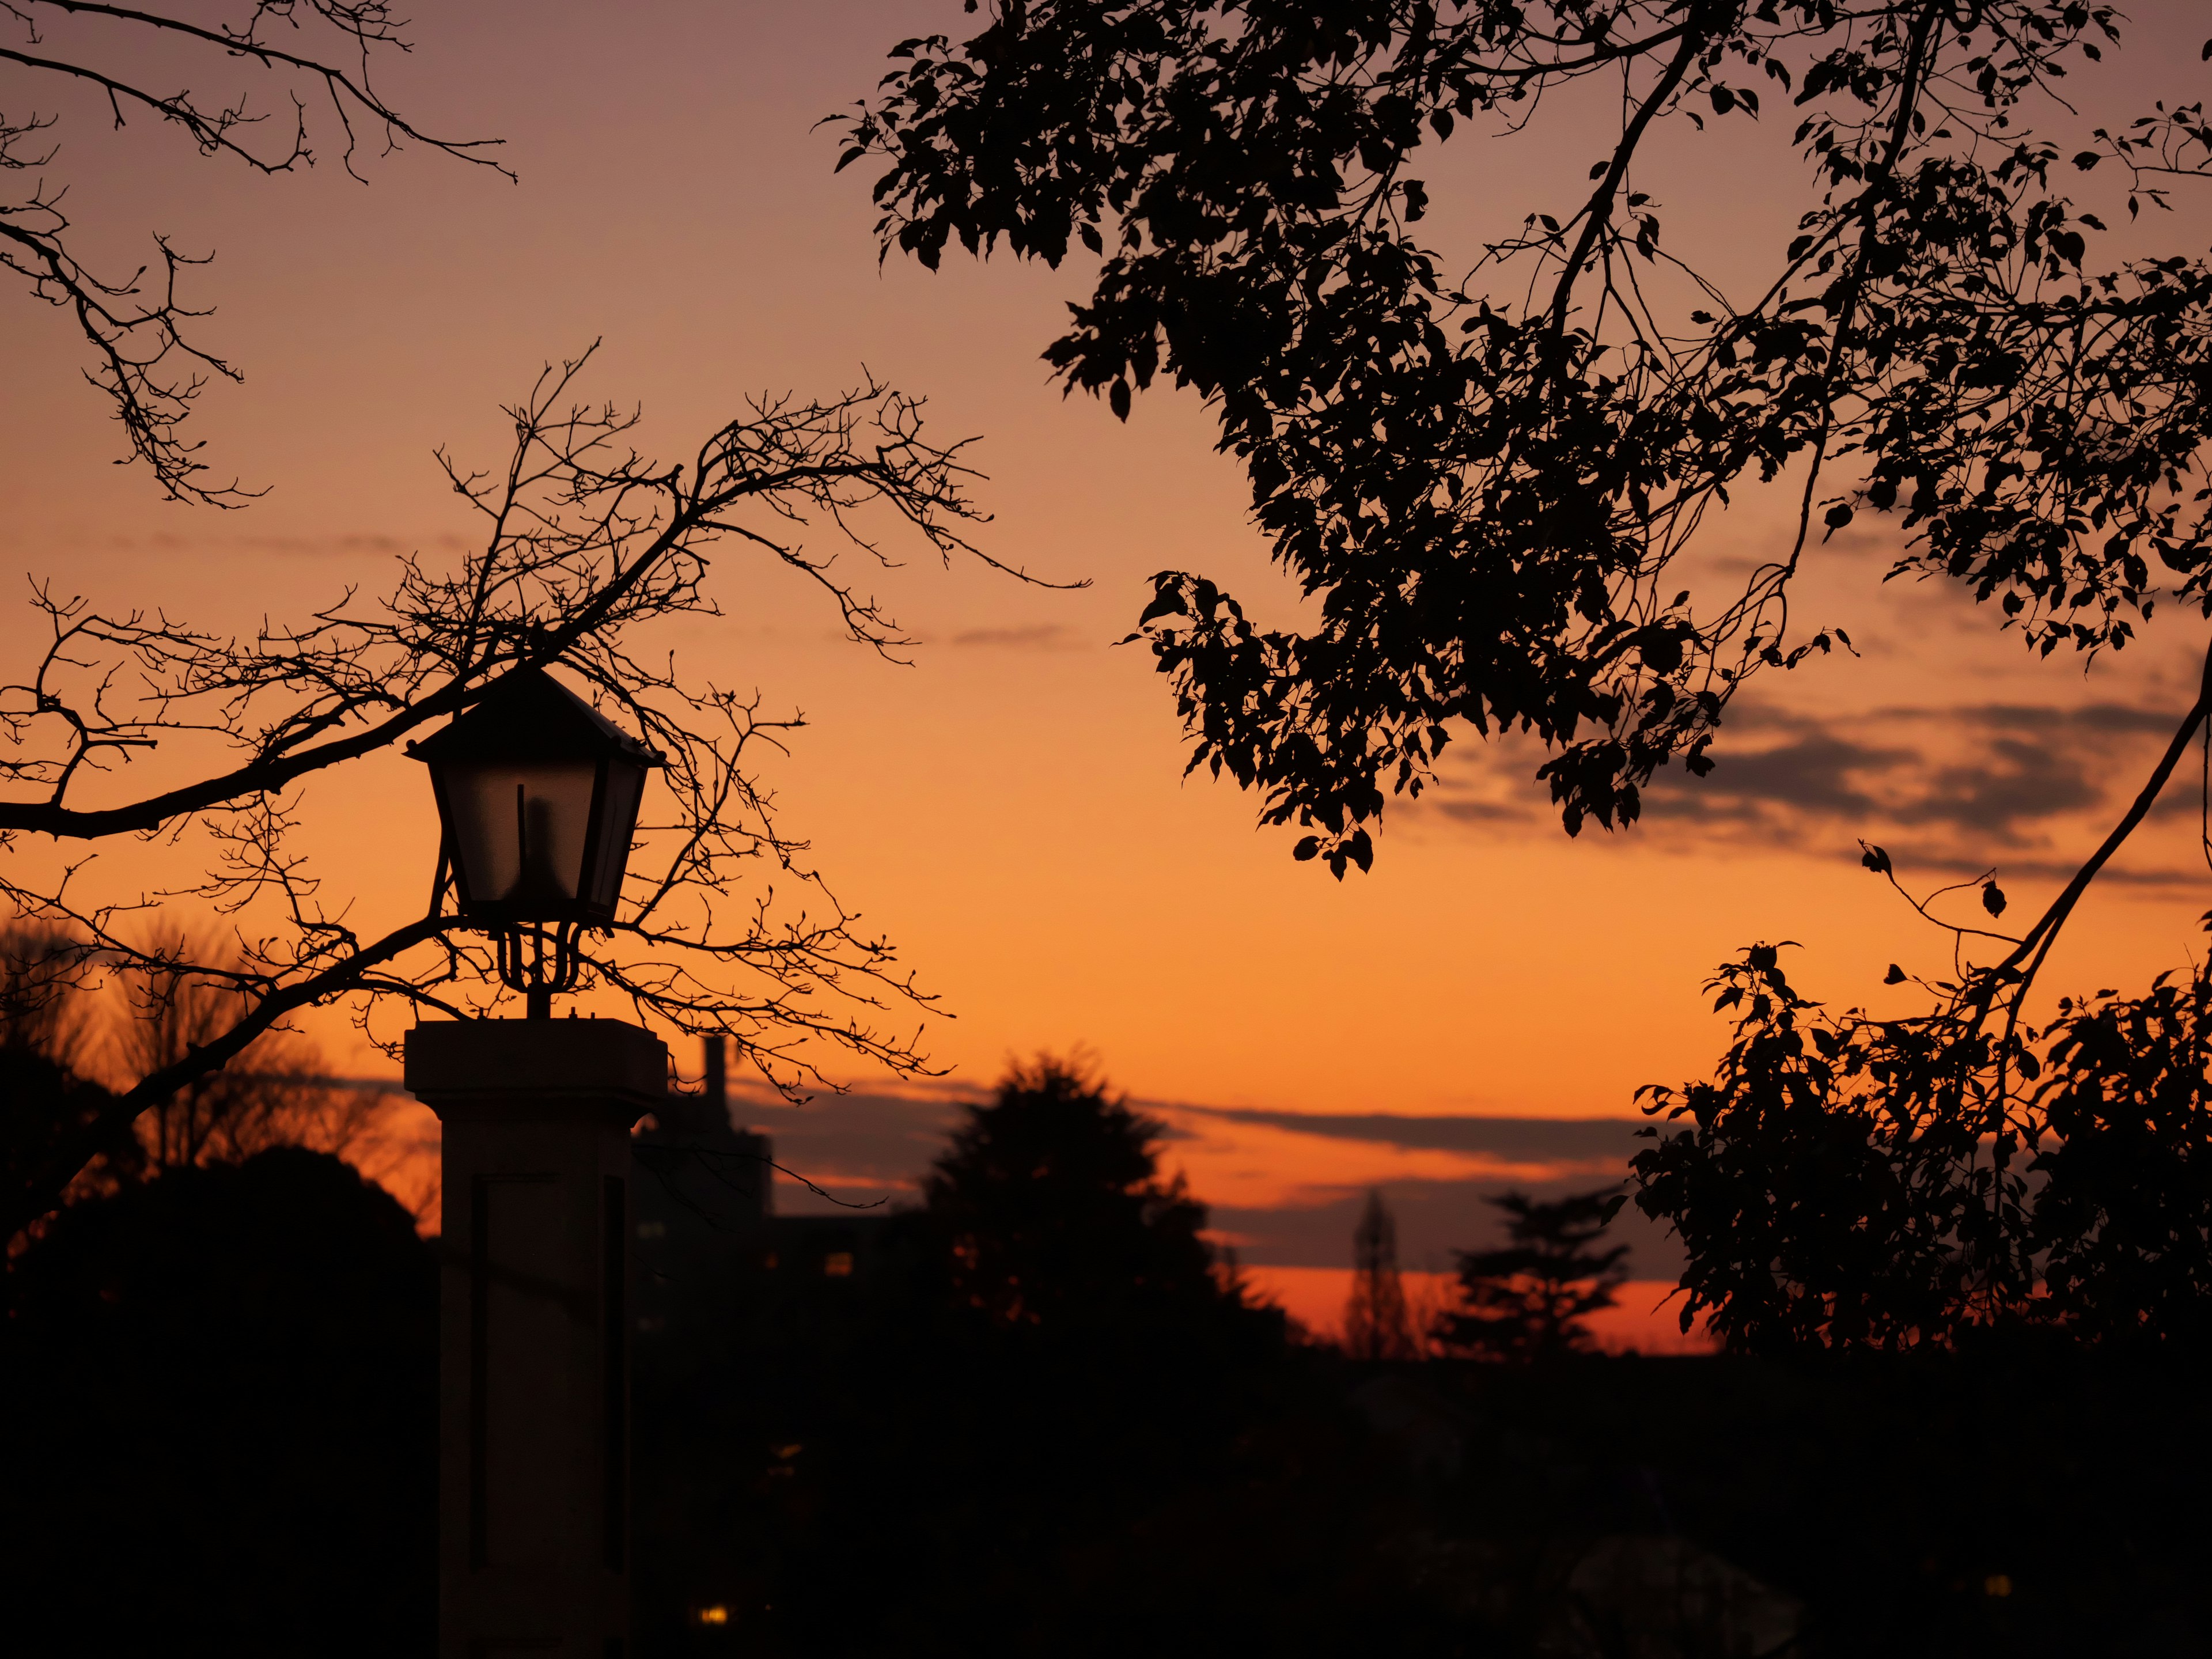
[886, 1055, 1286, 1626]
[925, 1053, 1239, 1331]
[0, 926, 118, 1221]
[1342, 1188, 1418, 1361]
[1437, 1188, 1630, 1362]
[0, 925, 89, 1063]
[116, 934, 387, 1182]
[0, 927, 397, 1243]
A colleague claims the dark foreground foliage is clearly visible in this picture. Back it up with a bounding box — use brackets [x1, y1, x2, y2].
[1425, 1339, 2212, 1659]
[1637, 942, 2212, 1351]
[637, 1254, 1459, 1658]
[633, 1060, 2212, 1657]
[0, 1147, 437, 1658]
[634, 1058, 1465, 1657]
[10, 1078, 2210, 1657]
[636, 1313, 2212, 1657]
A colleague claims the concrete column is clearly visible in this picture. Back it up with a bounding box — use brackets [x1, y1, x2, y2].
[404, 1018, 666, 1659]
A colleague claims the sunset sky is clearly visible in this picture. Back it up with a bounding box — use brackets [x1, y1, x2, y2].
[6, 2, 2210, 1339]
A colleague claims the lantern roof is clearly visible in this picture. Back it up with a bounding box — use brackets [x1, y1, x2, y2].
[406, 668, 665, 767]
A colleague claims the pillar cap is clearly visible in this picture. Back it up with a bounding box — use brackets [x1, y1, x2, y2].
[403, 1017, 667, 1122]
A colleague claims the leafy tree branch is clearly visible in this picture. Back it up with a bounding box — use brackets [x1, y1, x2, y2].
[845, 1, 2212, 871]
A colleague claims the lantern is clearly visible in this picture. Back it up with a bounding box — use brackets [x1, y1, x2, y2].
[409, 668, 662, 1012]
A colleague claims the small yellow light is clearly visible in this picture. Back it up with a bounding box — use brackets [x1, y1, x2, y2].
[1983, 1574, 2013, 1599]
[695, 1604, 730, 1626]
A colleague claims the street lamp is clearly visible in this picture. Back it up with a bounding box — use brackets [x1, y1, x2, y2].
[408, 667, 663, 1017]
[402, 664, 670, 1659]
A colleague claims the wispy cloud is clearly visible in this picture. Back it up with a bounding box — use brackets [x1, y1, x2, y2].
[718, 1083, 1673, 1275]
[1418, 696, 2205, 883]
[100, 529, 468, 559]
[945, 623, 1084, 650]
[1161, 1107, 1666, 1272]
[1176, 1105, 1638, 1165]
[1209, 1177, 1679, 1278]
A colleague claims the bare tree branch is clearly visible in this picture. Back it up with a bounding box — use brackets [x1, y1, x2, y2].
[2, 0, 507, 501]
[0, 348, 1044, 1235]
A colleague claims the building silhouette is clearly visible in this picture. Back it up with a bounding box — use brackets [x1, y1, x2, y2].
[631, 1037, 896, 1350]
[628, 1039, 906, 1652]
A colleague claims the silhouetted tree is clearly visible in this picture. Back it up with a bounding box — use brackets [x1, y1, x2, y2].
[0, 927, 400, 1241]
[1437, 1188, 1629, 1362]
[847, 1, 2212, 870]
[0, 927, 118, 1230]
[925, 1053, 1240, 1332]
[1342, 1187, 1418, 1361]
[118, 934, 385, 1180]
[889, 1056, 1298, 1629]
[844, 1, 2212, 1351]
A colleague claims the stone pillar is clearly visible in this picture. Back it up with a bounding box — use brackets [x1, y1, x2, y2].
[404, 1018, 666, 1659]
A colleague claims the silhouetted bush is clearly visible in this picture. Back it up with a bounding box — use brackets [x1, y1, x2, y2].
[0, 1147, 435, 1657]
[1423, 1337, 2212, 1658]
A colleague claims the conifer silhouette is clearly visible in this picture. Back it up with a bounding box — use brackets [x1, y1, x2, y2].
[1438, 1189, 1628, 1361]
[1343, 1189, 1418, 1361]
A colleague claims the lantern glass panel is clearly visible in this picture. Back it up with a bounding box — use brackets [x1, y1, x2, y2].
[583, 757, 647, 911]
[444, 762, 598, 910]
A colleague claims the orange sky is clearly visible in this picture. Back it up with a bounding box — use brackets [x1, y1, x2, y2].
[6, 3, 2211, 1318]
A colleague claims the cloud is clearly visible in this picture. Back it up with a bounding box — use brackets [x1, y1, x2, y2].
[1888, 737, 2099, 835]
[1165, 1108, 1672, 1273]
[1419, 695, 2199, 880]
[1655, 730, 1904, 820]
[1430, 796, 1533, 825]
[1177, 1105, 1640, 1165]
[1985, 701, 2176, 737]
[714, 1083, 1677, 1275]
[945, 623, 1083, 650]
[151, 531, 448, 558]
[707, 1084, 1672, 1283]
[1642, 705, 2128, 844]
[1209, 1172, 1680, 1278]
[728, 1083, 964, 1207]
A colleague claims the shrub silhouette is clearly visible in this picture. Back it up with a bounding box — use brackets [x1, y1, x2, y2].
[1, 1148, 435, 1657]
